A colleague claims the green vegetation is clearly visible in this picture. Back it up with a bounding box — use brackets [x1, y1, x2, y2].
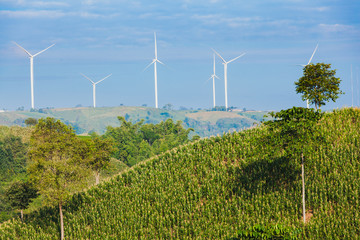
[28, 118, 93, 240]
[0, 108, 359, 239]
[232, 223, 301, 239]
[0, 106, 267, 137]
[0, 127, 30, 222]
[295, 63, 343, 109]
[105, 117, 197, 166]
[5, 180, 38, 221]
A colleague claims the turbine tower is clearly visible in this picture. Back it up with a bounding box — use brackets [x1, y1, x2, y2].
[208, 54, 220, 108]
[299, 43, 319, 108]
[144, 32, 164, 108]
[212, 49, 246, 110]
[13, 42, 55, 109]
[81, 73, 112, 108]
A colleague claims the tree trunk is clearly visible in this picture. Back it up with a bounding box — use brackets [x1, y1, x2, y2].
[59, 202, 64, 240]
[20, 209, 23, 222]
[302, 153, 306, 224]
[95, 171, 100, 185]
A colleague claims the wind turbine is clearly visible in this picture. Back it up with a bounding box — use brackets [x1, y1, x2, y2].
[207, 54, 220, 108]
[212, 49, 246, 110]
[144, 32, 164, 108]
[81, 73, 112, 108]
[13, 42, 55, 109]
[299, 43, 319, 108]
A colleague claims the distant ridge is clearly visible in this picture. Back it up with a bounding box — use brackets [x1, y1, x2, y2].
[0, 106, 267, 137]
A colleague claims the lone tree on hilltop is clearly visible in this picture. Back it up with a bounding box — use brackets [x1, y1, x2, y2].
[295, 63, 343, 109]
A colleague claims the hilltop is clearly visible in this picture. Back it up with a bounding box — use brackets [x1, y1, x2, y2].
[0, 108, 359, 239]
[0, 106, 267, 137]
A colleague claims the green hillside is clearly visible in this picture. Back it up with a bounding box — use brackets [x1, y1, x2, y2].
[0, 107, 266, 137]
[1, 108, 359, 239]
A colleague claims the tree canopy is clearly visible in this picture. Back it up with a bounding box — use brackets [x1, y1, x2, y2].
[295, 63, 343, 109]
[5, 180, 38, 220]
[27, 117, 91, 240]
[105, 117, 196, 166]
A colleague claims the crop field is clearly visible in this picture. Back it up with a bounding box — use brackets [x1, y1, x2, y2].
[0, 108, 359, 239]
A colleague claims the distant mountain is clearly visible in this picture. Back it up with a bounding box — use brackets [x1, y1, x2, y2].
[0, 106, 268, 137]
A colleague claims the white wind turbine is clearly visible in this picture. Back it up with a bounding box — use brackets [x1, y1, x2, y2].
[299, 43, 319, 108]
[144, 32, 164, 109]
[207, 54, 220, 108]
[13, 42, 55, 109]
[81, 73, 112, 108]
[212, 49, 246, 110]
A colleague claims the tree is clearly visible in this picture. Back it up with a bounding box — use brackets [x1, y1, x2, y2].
[264, 107, 323, 223]
[0, 135, 28, 181]
[24, 118, 38, 127]
[5, 180, 38, 221]
[295, 63, 343, 109]
[27, 118, 91, 240]
[162, 103, 173, 111]
[86, 135, 115, 184]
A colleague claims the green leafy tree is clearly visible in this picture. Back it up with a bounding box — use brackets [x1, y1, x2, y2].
[24, 118, 38, 127]
[86, 135, 115, 184]
[295, 63, 343, 109]
[0, 135, 27, 181]
[105, 117, 196, 166]
[5, 180, 38, 221]
[27, 118, 91, 240]
[264, 107, 323, 223]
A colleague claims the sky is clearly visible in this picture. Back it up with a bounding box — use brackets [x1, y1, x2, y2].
[0, 0, 359, 111]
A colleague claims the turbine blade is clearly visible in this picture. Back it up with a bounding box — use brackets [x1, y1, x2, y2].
[227, 53, 246, 64]
[95, 74, 112, 85]
[214, 75, 221, 80]
[81, 73, 95, 84]
[33, 43, 55, 57]
[157, 59, 165, 65]
[154, 32, 157, 60]
[143, 60, 155, 72]
[213, 54, 216, 74]
[212, 48, 226, 63]
[13, 41, 32, 57]
[307, 43, 318, 65]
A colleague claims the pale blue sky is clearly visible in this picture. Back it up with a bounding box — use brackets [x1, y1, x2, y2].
[0, 0, 359, 111]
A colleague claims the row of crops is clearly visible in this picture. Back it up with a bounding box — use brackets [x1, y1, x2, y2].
[0, 108, 359, 239]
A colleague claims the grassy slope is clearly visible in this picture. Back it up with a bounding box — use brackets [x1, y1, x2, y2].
[1, 108, 359, 239]
[0, 107, 267, 137]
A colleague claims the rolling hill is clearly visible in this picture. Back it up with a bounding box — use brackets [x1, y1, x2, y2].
[0, 106, 267, 137]
[0, 108, 359, 239]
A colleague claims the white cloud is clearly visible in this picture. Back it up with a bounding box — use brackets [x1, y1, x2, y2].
[29, 1, 69, 8]
[0, 9, 118, 19]
[0, 0, 69, 8]
[0, 10, 66, 18]
[192, 14, 261, 28]
[318, 23, 356, 33]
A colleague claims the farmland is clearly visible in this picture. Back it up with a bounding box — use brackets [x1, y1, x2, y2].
[0, 108, 359, 239]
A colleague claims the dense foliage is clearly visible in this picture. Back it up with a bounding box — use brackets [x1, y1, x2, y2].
[0, 129, 30, 222]
[105, 117, 197, 166]
[0, 108, 359, 239]
[5, 180, 38, 221]
[232, 223, 301, 239]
